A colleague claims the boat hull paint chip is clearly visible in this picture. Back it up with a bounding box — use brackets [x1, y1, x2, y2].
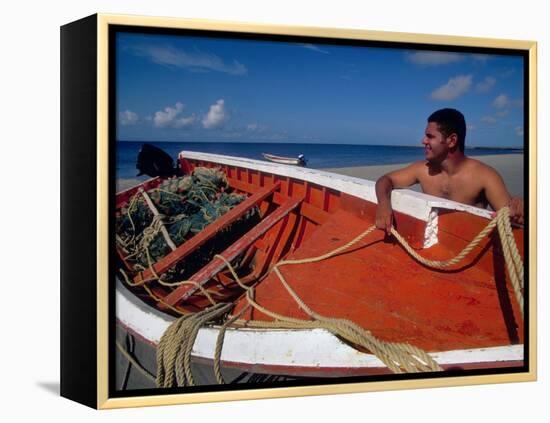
[424, 209, 439, 248]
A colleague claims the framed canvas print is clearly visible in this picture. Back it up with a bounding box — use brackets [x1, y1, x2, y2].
[60, 13, 537, 409]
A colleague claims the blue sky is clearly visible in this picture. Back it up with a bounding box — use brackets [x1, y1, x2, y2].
[116, 32, 525, 147]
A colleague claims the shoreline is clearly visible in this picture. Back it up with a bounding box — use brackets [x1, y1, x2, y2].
[322, 154, 524, 197]
[116, 153, 524, 198]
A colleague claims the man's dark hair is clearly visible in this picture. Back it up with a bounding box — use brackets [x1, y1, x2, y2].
[428, 108, 466, 152]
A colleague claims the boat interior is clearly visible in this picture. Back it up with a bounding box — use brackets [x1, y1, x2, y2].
[115, 156, 524, 354]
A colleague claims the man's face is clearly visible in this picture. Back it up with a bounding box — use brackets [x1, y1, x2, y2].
[422, 122, 449, 163]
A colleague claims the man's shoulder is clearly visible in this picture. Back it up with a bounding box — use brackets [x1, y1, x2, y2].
[386, 160, 426, 176]
[408, 160, 429, 171]
[409, 160, 430, 174]
[464, 157, 500, 175]
[462, 157, 505, 188]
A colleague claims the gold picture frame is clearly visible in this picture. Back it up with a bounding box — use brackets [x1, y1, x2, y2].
[60, 13, 537, 409]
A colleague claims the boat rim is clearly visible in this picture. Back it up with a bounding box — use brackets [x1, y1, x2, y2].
[178, 150, 494, 223]
[116, 278, 524, 372]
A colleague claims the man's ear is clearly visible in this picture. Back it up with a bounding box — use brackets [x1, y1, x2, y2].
[446, 133, 458, 149]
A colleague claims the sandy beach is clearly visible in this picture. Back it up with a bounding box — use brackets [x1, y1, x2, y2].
[117, 177, 148, 192]
[323, 154, 524, 198]
[117, 153, 524, 198]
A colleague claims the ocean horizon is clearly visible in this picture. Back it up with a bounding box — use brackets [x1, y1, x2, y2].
[116, 140, 523, 180]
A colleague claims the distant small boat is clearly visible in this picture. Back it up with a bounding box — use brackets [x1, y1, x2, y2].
[262, 153, 306, 166]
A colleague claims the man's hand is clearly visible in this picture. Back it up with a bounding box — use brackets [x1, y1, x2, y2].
[509, 197, 524, 225]
[490, 197, 524, 225]
[375, 166, 421, 236]
[482, 166, 524, 225]
[375, 202, 394, 235]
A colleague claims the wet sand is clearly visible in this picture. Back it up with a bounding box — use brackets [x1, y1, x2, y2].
[322, 154, 524, 197]
[116, 177, 149, 192]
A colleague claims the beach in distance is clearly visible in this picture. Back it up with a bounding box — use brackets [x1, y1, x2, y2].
[323, 153, 524, 198]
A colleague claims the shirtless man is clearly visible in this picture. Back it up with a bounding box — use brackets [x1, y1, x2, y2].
[375, 108, 524, 234]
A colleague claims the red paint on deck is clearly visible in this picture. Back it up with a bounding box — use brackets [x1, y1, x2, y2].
[340, 193, 425, 248]
[126, 157, 524, 361]
[438, 209, 524, 257]
[233, 209, 523, 353]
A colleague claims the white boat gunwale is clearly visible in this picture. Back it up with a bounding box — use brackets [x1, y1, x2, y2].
[179, 150, 494, 223]
[178, 150, 494, 249]
[116, 279, 524, 371]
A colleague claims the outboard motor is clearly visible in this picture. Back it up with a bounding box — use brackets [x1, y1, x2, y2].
[136, 143, 179, 177]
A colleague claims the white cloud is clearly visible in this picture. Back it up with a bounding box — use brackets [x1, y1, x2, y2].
[407, 51, 490, 66]
[481, 116, 497, 124]
[471, 54, 491, 63]
[515, 126, 524, 137]
[264, 132, 289, 141]
[513, 98, 524, 108]
[493, 94, 511, 109]
[476, 76, 496, 93]
[132, 45, 247, 75]
[407, 51, 464, 66]
[467, 124, 476, 131]
[495, 110, 509, 117]
[202, 99, 228, 129]
[302, 43, 330, 54]
[119, 110, 139, 126]
[500, 68, 516, 78]
[153, 102, 196, 129]
[246, 123, 267, 133]
[430, 74, 472, 100]
[173, 115, 196, 128]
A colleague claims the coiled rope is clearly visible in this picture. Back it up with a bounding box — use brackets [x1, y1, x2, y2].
[156, 303, 233, 388]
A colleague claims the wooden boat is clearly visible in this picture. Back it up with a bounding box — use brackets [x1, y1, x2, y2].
[116, 151, 524, 380]
[262, 152, 306, 166]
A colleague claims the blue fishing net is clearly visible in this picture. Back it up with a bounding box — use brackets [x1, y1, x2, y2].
[116, 167, 260, 280]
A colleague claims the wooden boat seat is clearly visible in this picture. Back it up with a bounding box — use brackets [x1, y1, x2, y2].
[133, 182, 281, 285]
[234, 209, 524, 352]
[160, 195, 304, 307]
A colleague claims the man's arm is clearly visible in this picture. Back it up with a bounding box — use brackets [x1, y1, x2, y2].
[375, 162, 422, 234]
[482, 167, 524, 225]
